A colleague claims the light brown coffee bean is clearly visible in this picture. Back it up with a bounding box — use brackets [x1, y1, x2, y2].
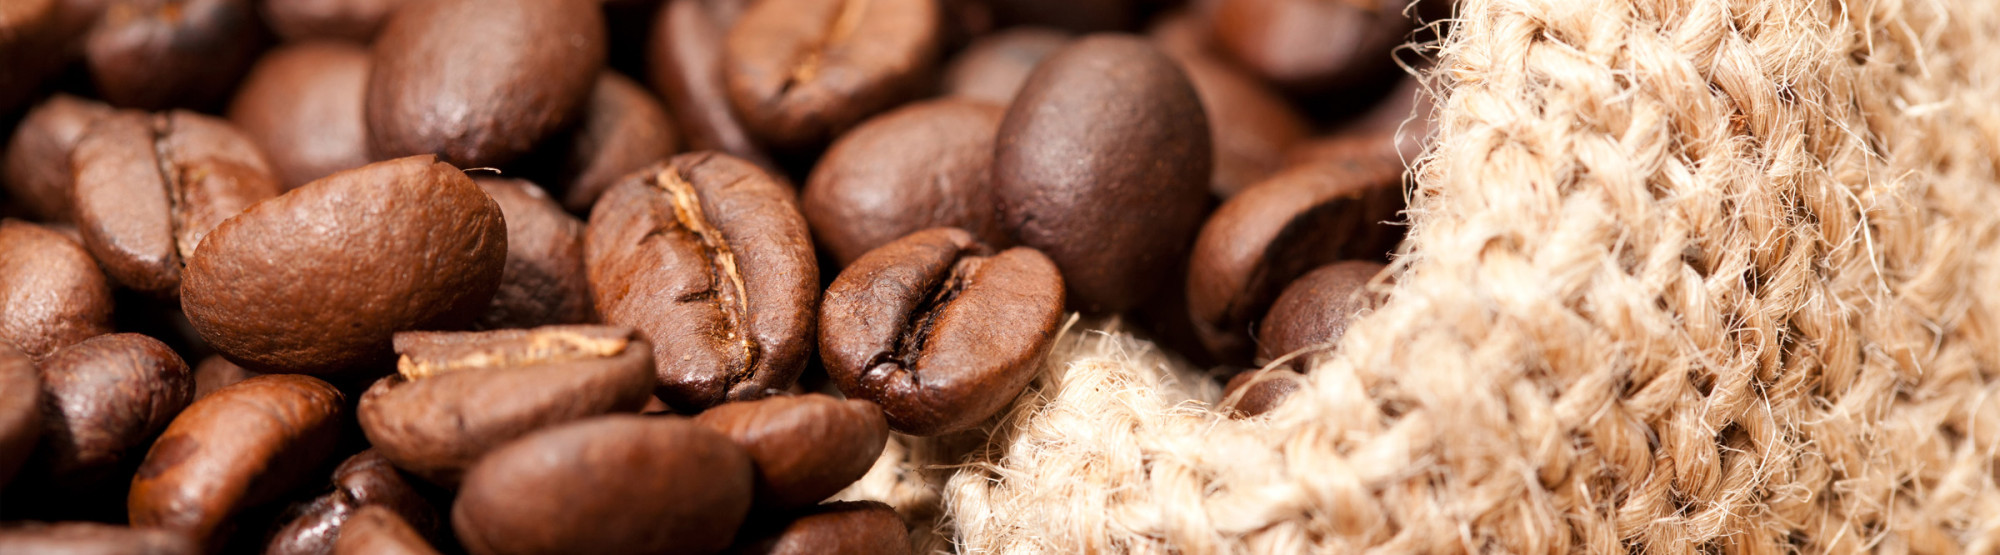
[227, 41, 374, 191]
[1209, 0, 1411, 93]
[693, 394, 888, 510]
[0, 219, 114, 361]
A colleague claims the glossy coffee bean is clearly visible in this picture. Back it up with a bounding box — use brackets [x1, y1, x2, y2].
[1186, 158, 1400, 361]
[547, 72, 680, 213]
[367, 0, 605, 167]
[802, 99, 1010, 267]
[262, 0, 406, 41]
[986, 0, 1132, 32]
[84, 0, 264, 110]
[191, 355, 255, 400]
[1257, 261, 1382, 362]
[453, 415, 755, 555]
[0, 522, 197, 555]
[129, 374, 345, 551]
[182, 155, 507, 376]
[1171, 52, 1311, 198]
[266, 449, 437, 555]
[358, 325, 655, 486]
[3, 94, 113, 222]
[30, 333, 192, 487]
[474, 178, 594, 330]
[585, 154, 818, 411]
[1220, 367, 1302, 418]
[228, 41, 373, 191]
[994, 35, 1211, 313]
[334, 505, 441, 555]
[71, 110, 281, 298]
[941, 27, 1069, 105]
[693, 394, 888, 510]
[727, 501, 911, 555]
[820, 228, 1064, 435]
[1209, 0, 1411, 93]
[0, 344, 39, 489]
[723, 0, 942, 149]
[648, 0, 772, 169]
[0, 219, 115, 361]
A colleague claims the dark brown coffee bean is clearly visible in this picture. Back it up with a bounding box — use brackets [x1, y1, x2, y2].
[128, 374, 345, 551]
[474, 178, 594, 330]
[1257, 260, 1382, 362]
[227, 41, 373, 191]
[262, 0, 407, 42]
[0, 219, 115, 361]
[191, 355, 255, 400]
[267, 449, 437, 555]
[367, 0, 605, 168]
[358, 325, 655, 486]
[548, 72, 681, 213]
[723, 0, 942, 149]
[693, 394, 888, 510]
[1220, 367, 1301, 418]
[727, 501, 910, 555]
[1186, 158, 1400, 361]
[941, 27, 1069, 105]
[30, 333, 192, 487]
[986, 0, 1132, 32]
[3, 94, 113, 222]
[83, 0, 264, 110]
[1167, 50, 1311, 198]
[182, 155, 507, 376]
[453, 415, 755, 555]
[0, 522, 197, 555]
[584, 153, 818, 411]
[334, 505, 440, 555]
[648, 0, 772, 169]
[820, 228, 1063, 435]
[1209, 0, 1410, 93]
[994, 35, 1211, 313]
[0, 344, 39, 489]
[71, 110, 282, 298]
[801, 99, 1010, 267]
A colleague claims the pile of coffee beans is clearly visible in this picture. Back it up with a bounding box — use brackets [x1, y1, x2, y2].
[0, 0, 1441, 552]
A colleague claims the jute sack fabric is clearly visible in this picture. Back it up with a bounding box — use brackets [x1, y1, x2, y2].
[841, 0, 2000, 551]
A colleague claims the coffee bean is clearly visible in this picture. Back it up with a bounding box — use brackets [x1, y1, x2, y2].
[0, 0, 63, 115]
[1220, 367, 1302, 418]
[262, 0, 407, 42]
[723, 0, 942, 149]
[542, 72, 681, 213]
[1209, 0, 1411, 93]
[182, 155, 507, 376]
[1168, 50, 1312, 198]
[986, 0, 1132, 32]
[129, 374, 346, 551]
[267, 449, 437, 555]
[1143, 8, 1212, 62]
[820, 228, 1064, 435]
[3, 94, 113, 222]
[0, 344, 39, 489]
[0, 219, 115, 361]
[228, 41, 373, 191]
[366, 0, 605, 168]
[334, 505, 440, 555]
[358, 325, 655, 486]
[30, 333, 192, 487]
[648, 0, 773, 169]
[0, 521, 197, 555]
[474, 178, 594, 330]
[83, 0, 264, 110]
[802, 99, 1010, 267]
[994, 35, 1211, 313]
[1257, 261, 1382, 362]
[941, 27, 1069, 104]
[584, 153, 818, 411]
[1286, 78, 1434, 166]
[191, 355, 255, 400]
[1186, 158, 1400, 361]
[71, 110, 282, 298]
[453, 415, 754, 555]
[727, 501, 910, 555]
[693, 394, 888, 510]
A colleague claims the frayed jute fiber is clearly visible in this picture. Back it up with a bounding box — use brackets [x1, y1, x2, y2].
[839, 0, 2000, 551]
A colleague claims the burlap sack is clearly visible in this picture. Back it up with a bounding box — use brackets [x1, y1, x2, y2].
[842, 0, 2000, 551]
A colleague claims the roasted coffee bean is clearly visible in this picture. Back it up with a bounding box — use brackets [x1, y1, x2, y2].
[1220, 367, 1302, 418]
[648, 0, 772, 169]
[182, 155, 507, 376]
[453, 415, 755, 555]
[1186, 159, 1400, 361]
[941, 27, 1069, 104]
[358, 325, 655, 486]
[191, 355, 255, 400]
[1166, 50, 1311, 198]
[266, 449, 437, 555]
[84, 0, 264, 110]
[802, 99, 1010, 267]
[820, 228, 1064, 435]
[0, 344, 39, 489]
[1257, 261, 1382, 362]
[1209, 0, 1411, 93]
[693, 394, 888, 510]
[71, 110, 282, 298]
[474, 178, 594, 330]
[30, 333, 192, 487]
[0, 0, 63, 115]
[129, 374, 346, 551]
[3, 95, 113, 222]
[994, 35, 1211, 313]
[727, 501, 910, 555]
[262, 0, 406, 42]
[546, 72, 681, 213]
[986, 0, 1133, 32]
[367, 0, 604, 168]
[723, 0, 943, 149]
[0, 219, 115, 361]
[228, 41, 373, 191]
[334, 505, 440, 555]
[1143, 8, 1212, 62]
[0, 522, 197, 555]
[584, 154, 817, 411]
[1287, 78, 1435, 166]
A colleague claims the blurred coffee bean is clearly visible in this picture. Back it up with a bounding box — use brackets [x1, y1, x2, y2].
[724, 0, 942, 149]
[693, 394, 888, 510]
[1143, 8, 1211, 62]
[727, 501, 911, 555]
[3, 94, 113, 222]
[801, 99, 1010, 267]
[29, 334, 192, 487]
[941, 27, 1069, 104]
[994, 35, 1210, 313]
[182, 155, 506, 376]
[0, 219, 115, 361]
[986, 0, 1133, 32]
[540, 72, 681, 213]
[0, 0, 63, 115]
[1209, 0, 1411, 94]
[1220, 366, 1302, 418]
[266, 449, 437, 555]
[0, 522, 196, 554]
[473, 178, 595, 330]
[367, 0, 605, 167]
[1257, 260, 1383, 362]
[228, 41, 373, 191]
[191, 355, 255, 400]
[584, 154, 817, 411]
[1288, 77, 1435, 165]
[452, 415, 754, 555]
[262, 0, 407, 42]
[84, 0, 265, 110]
[0, 344, 39, 489]
[648, 0, 772, 169]
[820, 228, 1063, 435]
[1170, 52, 1311, 198]
[333, 505, 440, 555]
